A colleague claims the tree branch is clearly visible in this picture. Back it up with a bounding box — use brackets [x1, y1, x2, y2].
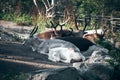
[42, 0, 49, 10]
[47, 0, 51, 7]
[33, 0, 41, 16]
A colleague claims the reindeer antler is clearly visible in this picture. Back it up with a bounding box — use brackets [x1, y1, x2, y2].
[59, 17, 70, 30]
[30, 25, 38, 37]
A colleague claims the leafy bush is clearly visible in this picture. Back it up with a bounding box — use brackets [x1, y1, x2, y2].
[1, 13, 33, 26]
[2, 13, 14, 21]
[15, 14, 33, 26]
[96, 39, 120, 65]
[1, 72, 29, 80]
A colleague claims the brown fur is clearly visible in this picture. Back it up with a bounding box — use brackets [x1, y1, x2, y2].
[83, 29, 107, 43]
[36, 29, 72, 39]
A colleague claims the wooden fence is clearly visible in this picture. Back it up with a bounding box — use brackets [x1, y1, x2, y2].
[76, 16, 120, 31]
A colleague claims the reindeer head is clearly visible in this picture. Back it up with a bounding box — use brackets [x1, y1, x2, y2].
[23, 25, 44, 51]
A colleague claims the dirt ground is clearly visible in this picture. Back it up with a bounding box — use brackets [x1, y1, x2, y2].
[0, 20, 71, 79]
[0, 42, 70, 76]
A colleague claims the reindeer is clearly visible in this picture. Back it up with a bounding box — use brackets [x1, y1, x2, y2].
[83, 29, 106, 43]
[57, 37, 94, 51]
[23, 26, 86, 63]
[36, 28, 73, 39]
[24, 25, 94, 51]
[32, 18, 73, 39]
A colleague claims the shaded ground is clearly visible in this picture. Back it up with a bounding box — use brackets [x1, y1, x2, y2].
[0, 20, 33, 40]
[0, 60, 40, 77]
[0, 20, 71, 79]
[0, 41, 71, 79]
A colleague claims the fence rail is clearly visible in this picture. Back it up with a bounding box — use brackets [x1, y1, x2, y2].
[75, 16, 120, 31]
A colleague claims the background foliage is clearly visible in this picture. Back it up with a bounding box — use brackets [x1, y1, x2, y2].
[0, 0, 119, 19]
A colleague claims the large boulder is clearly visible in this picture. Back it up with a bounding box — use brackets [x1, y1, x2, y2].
[73, 62, 114, 80]
[72, 45, 114, 80]
[30, 67, 83, 80]
[82, 45, 110, 63]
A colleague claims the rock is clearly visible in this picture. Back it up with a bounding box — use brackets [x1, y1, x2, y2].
[82, 45, 110, 63]
[113, 64, 120, 80]
[82, 45, 109, 58]
[85, 50, 111, 63]
[73, 62, 114, 80]
[30, 67, 83, 80]
[72, 45, 114, 80]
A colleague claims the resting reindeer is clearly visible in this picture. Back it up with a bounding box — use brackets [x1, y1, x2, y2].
[57, 37, 94, 51]
[28, 25, 95, 51]
[37, 28, 73, 39]
[35, 20, 73, 39]
[23, 26, 85, 63]
[83, 29, 106, 43]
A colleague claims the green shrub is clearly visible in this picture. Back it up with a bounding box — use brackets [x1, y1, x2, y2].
[2, 13, 14, 21]
[96, 39, 120, 65]
[36, 16, 50, 32]
[15, 14, 33, 26]
[1, 72, 29, 80]
[2, 13, 33, 26]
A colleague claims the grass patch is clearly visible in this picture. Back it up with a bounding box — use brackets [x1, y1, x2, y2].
[2, 13, 14, 21]
[2, 13, 33, 26]
[15, 14, 33, 26]
[1, 72, 29, 80]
